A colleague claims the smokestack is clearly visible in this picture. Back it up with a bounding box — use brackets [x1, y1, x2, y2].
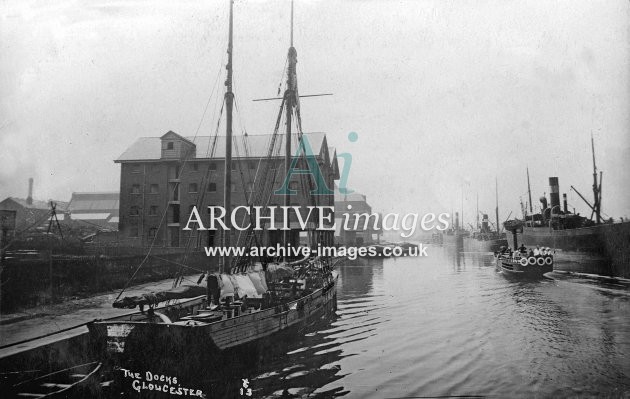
[27, 178, 33, 205]
[455, 212, 459, 230]
[563, 193, 568, 213]
[481, 214, 489, 232]
[549, 177, 560, 212]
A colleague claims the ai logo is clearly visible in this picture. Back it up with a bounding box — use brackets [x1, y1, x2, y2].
[240, 378, 252, 396]
[274, 132, 358, 196]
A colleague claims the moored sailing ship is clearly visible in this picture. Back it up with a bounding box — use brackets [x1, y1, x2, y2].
[88, 0, 340, 375]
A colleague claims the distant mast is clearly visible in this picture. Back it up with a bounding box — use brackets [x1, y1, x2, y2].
[495, 177, 499, 233]
[526, 166, 533, 215]
[476, 193, 479, 230]
[591, 132, 602, 224]
[283, 0, 298, 258]
[222, 0, 235, 273]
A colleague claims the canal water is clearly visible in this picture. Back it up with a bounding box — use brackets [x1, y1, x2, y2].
[216, 244, 630, 398]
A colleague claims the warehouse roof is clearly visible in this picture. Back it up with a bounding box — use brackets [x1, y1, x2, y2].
[116, 132, 329, 162]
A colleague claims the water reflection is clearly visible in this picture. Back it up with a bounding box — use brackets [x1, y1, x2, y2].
[109, 247, 630, 398]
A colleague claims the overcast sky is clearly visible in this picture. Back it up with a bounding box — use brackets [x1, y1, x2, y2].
[1, 0, 629, 224]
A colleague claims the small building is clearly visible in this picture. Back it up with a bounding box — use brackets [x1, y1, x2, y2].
[0, 197, 67, 235]
[334, 190, 381, 246]
[67, 192, 119, 230]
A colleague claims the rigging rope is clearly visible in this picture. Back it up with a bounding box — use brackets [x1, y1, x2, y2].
[115, 53, 227, 301]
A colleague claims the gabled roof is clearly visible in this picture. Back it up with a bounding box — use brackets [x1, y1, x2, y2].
[161, 130, 195, 146]
[319, 137, 330, 166]
[0, 197, 67, 211]
[116, 132, 328, 162]
[68, 192, 119, 213]
[330, 149, 340, 180]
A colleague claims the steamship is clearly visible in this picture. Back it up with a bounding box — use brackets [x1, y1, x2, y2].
[511, 159, 630, 278]
[463, 213, 507, 253]
[441, 212, 468, 247]
[463, 181, 508, 253]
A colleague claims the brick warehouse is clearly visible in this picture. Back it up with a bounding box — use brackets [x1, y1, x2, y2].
[116, 131, 340, 248]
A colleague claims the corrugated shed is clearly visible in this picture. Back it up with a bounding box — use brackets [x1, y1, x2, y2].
[71, 213, 111, 220]
[67, 192, 119, 213]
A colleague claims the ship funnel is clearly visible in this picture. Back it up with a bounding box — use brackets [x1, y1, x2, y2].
[455, 212, 459, 230]
[481, 213, 489, 232]
[549, 177, 560, 212]
[563, 193, 568, 213]
[27, 178, 33, 205]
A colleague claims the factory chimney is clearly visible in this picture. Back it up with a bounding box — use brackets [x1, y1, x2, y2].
[26, 178, 33, 205]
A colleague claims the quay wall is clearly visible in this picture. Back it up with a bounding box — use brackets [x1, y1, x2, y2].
[603, 222, 630, 278]
[0, 249, 215, 312]
[0, 331, 93, 382]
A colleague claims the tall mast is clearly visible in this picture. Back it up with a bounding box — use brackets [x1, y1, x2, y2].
[221, 0, 234, 273]
[495, 177, 499, 233]
[283, 0, 297, 255]
[591, 132, 601, 224]
[476, 192, 479, 230]
[526, 166, 533, 214]
[460, 184, 463, 230]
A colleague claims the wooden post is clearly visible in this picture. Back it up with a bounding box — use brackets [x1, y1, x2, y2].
[49, 249, 54, 302]
[0, 227, 6, 262]
[0, 227, 6, 316]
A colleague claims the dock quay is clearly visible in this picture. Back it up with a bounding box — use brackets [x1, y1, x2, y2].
[0, 276, 194, 370]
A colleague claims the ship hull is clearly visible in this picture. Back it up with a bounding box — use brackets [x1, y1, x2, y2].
[519, 222, 630, 278]
[88, 274, 338, 371]
[495, 255, 553, 278]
